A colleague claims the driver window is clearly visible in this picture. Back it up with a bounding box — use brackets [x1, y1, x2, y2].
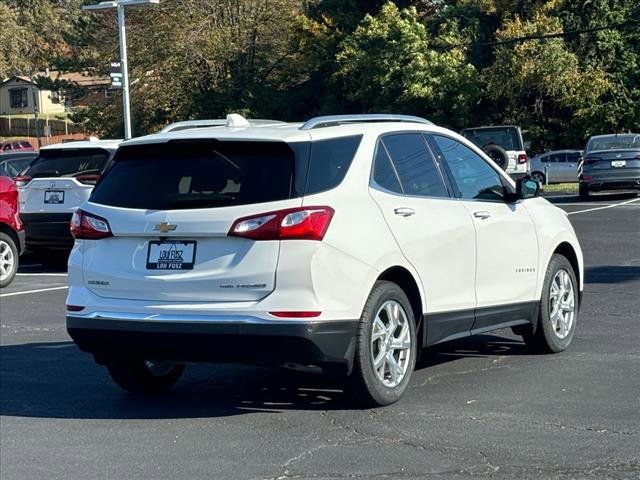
[430, 135, 505, 202]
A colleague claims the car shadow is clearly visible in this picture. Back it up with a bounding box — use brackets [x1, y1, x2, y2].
[17, 253, 68, 274]
[585, 265, 640, 284]
[1, 334, 530, 420]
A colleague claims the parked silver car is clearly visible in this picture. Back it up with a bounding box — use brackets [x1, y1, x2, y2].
[530, 150, 582, 184]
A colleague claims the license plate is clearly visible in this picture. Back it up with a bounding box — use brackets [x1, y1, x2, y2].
[611, 160, 626, 168]
[146, 240, 196, 270]
[44, 190, 65, 204]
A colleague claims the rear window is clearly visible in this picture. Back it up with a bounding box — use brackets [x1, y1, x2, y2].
[586, 134, 640, 152]
[461, 127, 523, 151]
[91, 136, 361, 210]
[25, 148, 110, 178]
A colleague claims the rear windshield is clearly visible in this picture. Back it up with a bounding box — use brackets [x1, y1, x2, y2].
[90, 136, 362, 210]
[586, 134, 640, 152]
[461, 127, 523, 151]
[25, 148, 110, 178]
[0, 157, 34, 177]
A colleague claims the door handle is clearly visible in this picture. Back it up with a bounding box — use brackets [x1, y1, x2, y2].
[473, 211, 491, 220]
[394, 207, 416, 217]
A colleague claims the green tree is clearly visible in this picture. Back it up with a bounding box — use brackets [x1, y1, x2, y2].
[332, 2, 478, 127]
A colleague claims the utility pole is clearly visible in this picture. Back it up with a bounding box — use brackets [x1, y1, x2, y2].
[82, 0, 159, 139]
[30, 73, 42, 149]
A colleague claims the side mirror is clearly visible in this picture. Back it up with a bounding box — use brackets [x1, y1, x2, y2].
[516, 177, 540, 200]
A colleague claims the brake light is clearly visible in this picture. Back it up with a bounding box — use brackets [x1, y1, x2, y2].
[517, 153, 528, 164]
[581, 175, 593, 181]
[13, 175, 32, 187]
[76, 174, 100, 185]
[269, 311, 321, 318]
[70, 209, 113, 239]
[229, 206, 334, 241]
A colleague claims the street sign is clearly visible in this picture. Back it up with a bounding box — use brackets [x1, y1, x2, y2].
[109, 61, 123, 89]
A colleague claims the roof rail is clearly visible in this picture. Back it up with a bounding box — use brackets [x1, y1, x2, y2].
[300, 114, 433, 130]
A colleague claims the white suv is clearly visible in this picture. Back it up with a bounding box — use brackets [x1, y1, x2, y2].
[16, 139, 121, 264]
[66, 114, 583, 406]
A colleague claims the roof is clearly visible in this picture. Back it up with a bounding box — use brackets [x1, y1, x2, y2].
[159, 118, 286, 133]
[1, 76, 35, 86]
[122, 114, 440, 147]
[40, 139, 123, 151]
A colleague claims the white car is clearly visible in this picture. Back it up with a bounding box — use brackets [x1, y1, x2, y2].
[66, 114, 583, 406]
[16, 139, 121, 264]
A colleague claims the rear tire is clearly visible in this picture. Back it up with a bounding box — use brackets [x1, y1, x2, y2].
[579, 184, 589, 200]
[0, 232, 19, 288]
[106, 359, 184, 394]
[348, 281, 417, 407]
[522, 254, 578, 353]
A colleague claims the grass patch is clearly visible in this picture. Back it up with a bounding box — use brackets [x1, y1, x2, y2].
[541, 183, 578, 195]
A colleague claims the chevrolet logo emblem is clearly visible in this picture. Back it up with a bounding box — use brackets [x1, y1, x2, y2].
[153, 222, 177, 233]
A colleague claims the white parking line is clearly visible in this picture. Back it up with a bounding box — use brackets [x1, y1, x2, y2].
[567, 197, 640, 215]
[0, 286, 68, 298]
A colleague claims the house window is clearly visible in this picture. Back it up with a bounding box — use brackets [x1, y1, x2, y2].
[9, 87, 29, 108]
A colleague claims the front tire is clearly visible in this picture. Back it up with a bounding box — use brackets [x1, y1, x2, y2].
[0, 232, 19, 288]
[522, 254, 578, 353]
[348, 281, 417, 407]
[106, 359, 184, 394]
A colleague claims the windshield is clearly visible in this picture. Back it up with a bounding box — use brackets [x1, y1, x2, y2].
[25, 149, 111, 178]
[586, 134, 640, 152]
[461, 127, 523, 151]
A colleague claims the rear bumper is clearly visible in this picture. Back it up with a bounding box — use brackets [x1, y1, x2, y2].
[67, 314, 358, 373]
[20, 212, 74, 249]
[580, 179, 640, 192]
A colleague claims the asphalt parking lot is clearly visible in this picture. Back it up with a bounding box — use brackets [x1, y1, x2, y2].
[1, 194, 639, 480]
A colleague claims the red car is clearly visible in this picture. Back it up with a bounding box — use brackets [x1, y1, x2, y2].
[0, 176, 25, 287]
[0, 141, 35, 154]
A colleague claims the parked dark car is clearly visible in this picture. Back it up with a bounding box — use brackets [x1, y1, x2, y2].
[580, 134, 640, 198]
[0, 176, 25, 287]
[0, 152, 38, 177]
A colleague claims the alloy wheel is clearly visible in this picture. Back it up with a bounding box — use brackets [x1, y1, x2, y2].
[0, 240, 15, 283]
[549, 269, 576, 339]
[370, 300, 412, 388]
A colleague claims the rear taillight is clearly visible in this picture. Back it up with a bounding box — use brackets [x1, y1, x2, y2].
[517, 153, 528, 164]
[581, 175, 593, 181]
[66, 305, 85, 312]
[76, 174, 100, 185]
[229, 206, 335, 241]
[70, 209, 113, 240]
[13, 175, 32, 187]
[583, 157, 600, 165]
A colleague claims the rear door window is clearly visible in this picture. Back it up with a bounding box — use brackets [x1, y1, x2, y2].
[372, 143, 403, 194]
[25, 149, 110, 178]
[380, 133, 448, 198]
